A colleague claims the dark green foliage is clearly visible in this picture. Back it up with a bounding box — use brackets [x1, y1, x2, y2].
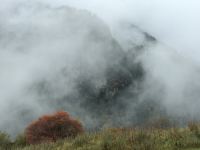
[14, 134, 27, 147]
[0, 132, 12, 149]
[188, 122, 200, 138]
[188, 122, 199, 133]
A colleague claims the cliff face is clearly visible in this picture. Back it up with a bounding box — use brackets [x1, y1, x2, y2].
[0, 3, 163, 135]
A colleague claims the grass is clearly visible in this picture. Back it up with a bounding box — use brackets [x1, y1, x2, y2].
[2, 126, 200, 150]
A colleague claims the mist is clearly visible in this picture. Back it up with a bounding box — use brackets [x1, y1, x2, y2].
[1, 0, 200, 136]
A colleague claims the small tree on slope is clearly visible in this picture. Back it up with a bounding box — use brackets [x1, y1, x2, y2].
[25, 111, 83, 144]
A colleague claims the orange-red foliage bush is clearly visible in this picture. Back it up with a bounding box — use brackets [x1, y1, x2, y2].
[25, 111, 84, 144]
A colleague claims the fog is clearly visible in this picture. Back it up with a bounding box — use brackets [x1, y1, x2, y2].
[0, 0, 200, 136]
[41, 0, 200, 61]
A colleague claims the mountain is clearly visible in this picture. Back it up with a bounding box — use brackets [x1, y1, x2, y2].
[0, 3, 175, 136]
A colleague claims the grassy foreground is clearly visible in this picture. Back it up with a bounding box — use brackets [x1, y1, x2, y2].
[2, 125, 200, 150]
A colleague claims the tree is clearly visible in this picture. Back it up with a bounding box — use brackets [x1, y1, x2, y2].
[25, 111, 83, 144]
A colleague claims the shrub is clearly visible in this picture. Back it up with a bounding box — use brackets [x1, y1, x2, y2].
[188, 121, 200, 138]
[25, 111, 84, 144]
[188, 122, 199, 133]
[147, 117, 172, 129]
[0, 131, 11, 148]
[14, 133, 27, 147]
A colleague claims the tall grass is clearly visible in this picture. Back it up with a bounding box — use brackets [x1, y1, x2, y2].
[2, 122, 200, 150]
